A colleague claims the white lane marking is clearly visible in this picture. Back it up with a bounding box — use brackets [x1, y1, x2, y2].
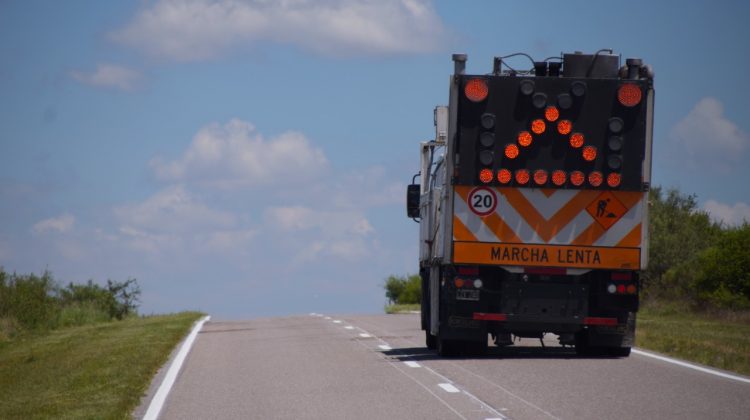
[378, 344, 392, 351]
[632, 348, 750, 384]
[360, 320, 544, 420]
[404, 361, 421, 368]
[143, 315, 210, 420]
[333, 320, 342, 324]
[324, 316, 331, 320]
[438, 383, 460, 393]
[359, 333, 372, 338]
[344, 326, 354, 330]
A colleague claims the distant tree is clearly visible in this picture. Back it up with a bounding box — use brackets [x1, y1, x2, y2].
[643, 187, 722, 299]
[384, 274, 421, 305]
[691, 224, 750, 309]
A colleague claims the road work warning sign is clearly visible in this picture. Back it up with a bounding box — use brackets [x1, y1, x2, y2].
[586, 191, 627, 230]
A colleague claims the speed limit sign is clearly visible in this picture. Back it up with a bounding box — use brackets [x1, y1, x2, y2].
[467, 187, 497, 216]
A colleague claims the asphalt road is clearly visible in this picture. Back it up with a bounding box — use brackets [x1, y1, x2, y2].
[154, 313, 750, 420]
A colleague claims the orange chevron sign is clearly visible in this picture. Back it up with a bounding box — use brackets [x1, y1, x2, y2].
[452, 186, 647, 269]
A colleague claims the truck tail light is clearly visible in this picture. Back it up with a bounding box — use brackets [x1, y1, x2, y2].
[465, 78, 488, 102]
[557, 119, 572, 135]
[531, 119, 546, 134]
[618, 83, 642, 107]
[505, 144, 520, 159]
[570, 133, 584, 148]
[479, 169, 493, 183]
[570, 171, 585, 186]
[552, 170, 566, 186]
[533, 169, 548, 185]
[515, 169, 530, 185]
[518, 131, 533, 147]
[497, 169, 512, 184]
[545, 106, 559, 122]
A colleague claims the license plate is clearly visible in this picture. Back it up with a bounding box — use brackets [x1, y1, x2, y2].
[456, 289, 480, 301]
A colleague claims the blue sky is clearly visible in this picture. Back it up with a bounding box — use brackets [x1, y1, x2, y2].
[1, 0, 749, 318]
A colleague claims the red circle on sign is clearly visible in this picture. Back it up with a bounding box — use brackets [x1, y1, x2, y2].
[467, 187, 497, 217]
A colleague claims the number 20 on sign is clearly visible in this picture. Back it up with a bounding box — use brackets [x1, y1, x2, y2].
[468, 187, 497, 216]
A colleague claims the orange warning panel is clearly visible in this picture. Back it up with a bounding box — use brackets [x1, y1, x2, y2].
[454, 242, 640, 270]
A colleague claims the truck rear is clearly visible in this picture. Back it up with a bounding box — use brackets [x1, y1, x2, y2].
[406, 51, 654, 357]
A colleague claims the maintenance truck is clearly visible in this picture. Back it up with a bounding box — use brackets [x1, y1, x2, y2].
[406, 51, 654, 357]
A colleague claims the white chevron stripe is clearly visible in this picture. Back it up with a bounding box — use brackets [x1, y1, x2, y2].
[453, 193, 500, 242]
[519, 188, 577, 220]
[494, 193, 544, 243]
[546, 211, 595, 244]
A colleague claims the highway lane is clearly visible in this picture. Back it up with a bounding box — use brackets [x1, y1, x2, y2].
[156, 313, 750, 419]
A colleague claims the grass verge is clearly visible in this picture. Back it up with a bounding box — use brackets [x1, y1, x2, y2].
[636, 303, 750, 376]
[0, 311, 204, 419]
[385, 303, 421, 314]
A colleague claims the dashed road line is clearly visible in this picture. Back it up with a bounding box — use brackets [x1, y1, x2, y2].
[404, 361, 421, 368]
[439, 383, 461, 393]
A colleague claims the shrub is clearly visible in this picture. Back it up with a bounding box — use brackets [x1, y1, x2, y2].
[0, 268, 141, 335]
[692, 224, 750, 309]
[384, 274, 421, 305]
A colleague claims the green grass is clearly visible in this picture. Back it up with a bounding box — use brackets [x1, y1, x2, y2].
[0, 312, 204, 419]
[384, 303, 421, 314]
[636, 303, 750, 376]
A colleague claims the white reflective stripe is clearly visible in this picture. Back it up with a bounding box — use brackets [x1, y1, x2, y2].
[493, 193, 545, 243]
[454, 193, 501, 242]
[592, 200, 643, 247]
[545, 211, 595, 244]
[519, 188, 576, 220]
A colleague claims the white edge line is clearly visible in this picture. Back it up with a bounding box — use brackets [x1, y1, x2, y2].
[632, 348, 750, 384]
[143, 315, 211, 420]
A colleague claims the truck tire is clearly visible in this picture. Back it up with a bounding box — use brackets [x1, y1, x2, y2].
[607, 346, 631, 357]
[426, 331, 438, 350]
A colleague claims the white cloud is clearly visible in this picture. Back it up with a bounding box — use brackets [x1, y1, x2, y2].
[264, 205, 375, 261]
[114, 185, 236, 234]
[670, 97, 750, 169]
[112, 0, 446, 61]
[266, 206, 373, 236]
[32, 214, 75, 234]
[70, 64, 142, 91]
[150, 119, 328, 189]
[703, 200, 750, 226]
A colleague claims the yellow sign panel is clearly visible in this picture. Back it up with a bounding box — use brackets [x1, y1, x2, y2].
[454, 242, 640, 270]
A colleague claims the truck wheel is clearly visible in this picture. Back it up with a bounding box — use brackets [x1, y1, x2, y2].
[607, 346, 631, 357]
[425, 331, 438, 350]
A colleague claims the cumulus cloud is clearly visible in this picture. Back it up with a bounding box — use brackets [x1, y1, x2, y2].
[670, 97, 750, 169]
[264, 206, 375, 261]
[704, 200, 750, 226]
[32, 214, 75, 234]
[114, 185, 236, 234]
[111, 0, 446, 61]
[70, 63, 142, 91]
[150, 119, 328, 189]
